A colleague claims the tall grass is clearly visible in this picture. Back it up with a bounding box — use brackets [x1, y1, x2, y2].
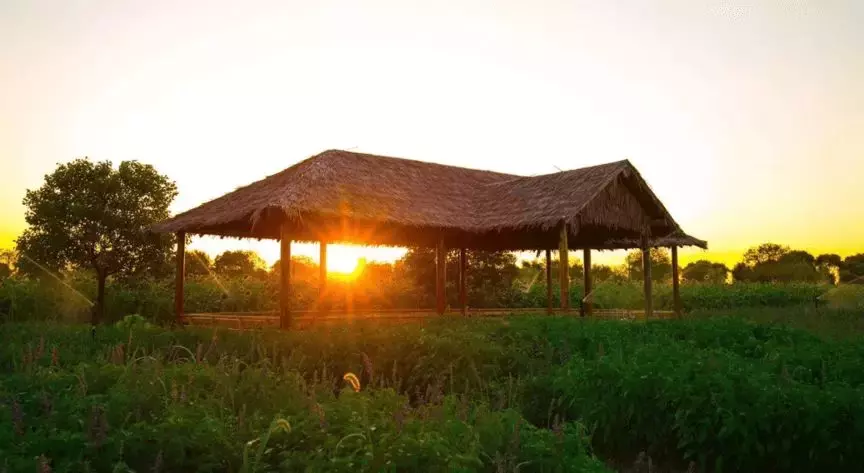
[3, 310, 864, 471]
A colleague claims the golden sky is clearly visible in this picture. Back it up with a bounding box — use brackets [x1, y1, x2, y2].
[1, 0, 862, 269]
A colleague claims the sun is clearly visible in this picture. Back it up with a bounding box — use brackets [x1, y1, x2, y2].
[325, 245, 364, 277]
[328, 255, 359, 274]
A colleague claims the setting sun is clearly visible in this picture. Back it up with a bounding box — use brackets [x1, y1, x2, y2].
[328, 256, 358, 275]
[327, 248, 360, 275]
[323, 244, 377, 278]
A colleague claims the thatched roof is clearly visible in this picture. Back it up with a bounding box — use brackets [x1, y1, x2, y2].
[153, 150, 706, 250]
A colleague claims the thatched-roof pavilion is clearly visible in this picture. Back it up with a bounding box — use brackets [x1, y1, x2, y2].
[154, 149, 706, 327]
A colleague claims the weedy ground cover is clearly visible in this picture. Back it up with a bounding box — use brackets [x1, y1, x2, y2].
[1, 308, 863, 472]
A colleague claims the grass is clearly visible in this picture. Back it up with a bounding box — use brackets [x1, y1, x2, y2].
[2, 307, 864, 472]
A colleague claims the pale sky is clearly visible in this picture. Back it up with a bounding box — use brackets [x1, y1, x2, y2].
[2, 0, 862, 269]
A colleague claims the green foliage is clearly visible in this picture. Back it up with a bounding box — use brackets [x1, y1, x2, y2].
[840, 253, 864, 283]
[681, 260, 729, 284]
[624, 248, 672, 283]
[402, 248, 522, 308]
[0, 319, 611, 472]
[15, 159, 177, 323]
[733, 244, 823, 283]
[3, 312, 864, 471]
[185, 250, 214, 277]
[114, 314, 152, 330]
[0, 268, 830, 324]
[214, 250, 267, 278]
[821, 284, 864, 310]
[742, 243, 790, 266]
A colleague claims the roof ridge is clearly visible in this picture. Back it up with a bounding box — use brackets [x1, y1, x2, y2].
[319, 149, 518, 179]
[571, 160, 631, 216]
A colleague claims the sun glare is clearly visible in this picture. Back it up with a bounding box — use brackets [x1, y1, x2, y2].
[328, 256, 359, 275]
[325, 245, 368, 278]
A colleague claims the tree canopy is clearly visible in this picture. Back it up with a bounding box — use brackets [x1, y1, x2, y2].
[682, 260, 729, 284]
[733, 244, 821, 283]
[185, 250, 213, 277]
[624, 248, 672, 283]
[841, 254, 864, 284]
[214, 250, 267, 278]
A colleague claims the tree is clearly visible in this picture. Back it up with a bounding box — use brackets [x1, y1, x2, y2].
[734, 244, 821, 283]
[816, 253, 843, 285]
[398, 248, 520, 307]
[682, 260, 729, 284]
[214, 250, 266, 277]
[591, 264, 626, 284]
[624, 248, 672, 283]
[185, 250, 213, 277]
[271, 256, 317, 281]
[731, 262, 752, 283]
[0, 249, 14, 279]
[16, 159, 177, 324]
[742, 243, 789, 266]
[840, 254, 864, 284]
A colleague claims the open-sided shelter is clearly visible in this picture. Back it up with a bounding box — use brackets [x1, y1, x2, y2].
[153, 149, 706, 327]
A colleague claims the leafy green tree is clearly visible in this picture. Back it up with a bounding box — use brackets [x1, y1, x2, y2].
[591, 264, 626, 284]
[214, 250, 266, 277]
[731, 262, 752, 283]
[399, 248, 520, 307]
[840, 254, 864, 284]
[185, 250, 213, 277]
[16, 159, 176, 324]
[624, 248, 672, 283]
[682, 260, 729, 284]
[271, 255, 317, 281]
[734, 245, 820, 283]
[742, 243, 789, 266]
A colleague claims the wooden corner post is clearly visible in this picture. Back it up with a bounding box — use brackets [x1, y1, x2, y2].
[559, 222, 570, 310]
[280, 224, 292, 329]
[642, 241, 653, 318]
[459, 248, 467, 316]
[436, 238, 447, 315]
[319, 240, 328, 315]
[671, 245, 681, 317]
[545, 249, 553, 314]
[174, 232, 185, 324]
[582, 248, 592, 317]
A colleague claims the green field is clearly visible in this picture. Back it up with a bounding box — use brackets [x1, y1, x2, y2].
[3, 308, 864, 472]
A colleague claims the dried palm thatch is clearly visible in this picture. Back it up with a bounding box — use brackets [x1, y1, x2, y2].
[153, 150, 706, 250]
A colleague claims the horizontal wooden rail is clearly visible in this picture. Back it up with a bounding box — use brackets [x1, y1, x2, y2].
[180, 308, 677, 329]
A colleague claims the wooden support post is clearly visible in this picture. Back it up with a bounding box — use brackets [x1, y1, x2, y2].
[319, 241, 328, 314]
[545, 249, 553, 314]
[436, 238, 446, 315]
[174, 232, 185, 324]
[582, 248, 592, 317]
[559, 222, 570, 310]
[671, 245, 681, 317]
[459, 248, 467, 316]
[642, 244, 653, 318]
[279, 224, 292, 329]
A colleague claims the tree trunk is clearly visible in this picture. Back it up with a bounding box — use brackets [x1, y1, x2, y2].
[93, 271, 106, 325]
